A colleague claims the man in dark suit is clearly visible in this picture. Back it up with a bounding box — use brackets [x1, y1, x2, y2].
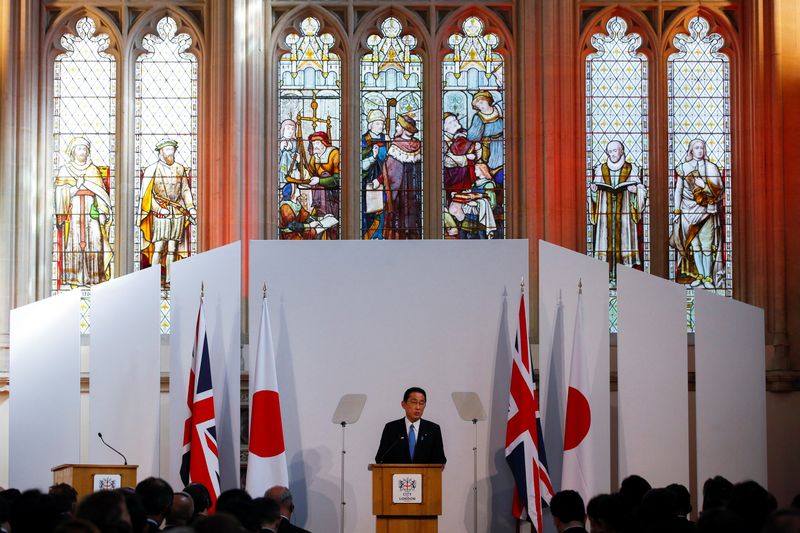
[375, 387, 446, 464]
[265, 485, 311, 533]
[550, 490, 588, 533]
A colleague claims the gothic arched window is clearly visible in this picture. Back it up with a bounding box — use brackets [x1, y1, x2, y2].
[134, 15, 199, 332]
[585, 16, 650, 331]
[442, 16, 506, 240]
[667, 16, 732, 330]
[360, 17, 423, 240]
[52, 16, 117, 332]
[277, 17, 342, 240]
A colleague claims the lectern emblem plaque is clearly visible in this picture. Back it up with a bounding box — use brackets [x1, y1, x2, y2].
[392, 473, 422, 503]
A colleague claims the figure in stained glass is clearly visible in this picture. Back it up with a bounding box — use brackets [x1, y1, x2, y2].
[442, 17, 505, 238]
[138, 139, 196, 282]
[360, 17, 423, 239]
[588, 140, 648, 277]
[278, 17, 341, 239]
[384, 114, 423, 239]
[54, 136, 113, 288]
[279, 183, 334, 239]
[670, 139, 725, 289]
[361, 109, 389, 239]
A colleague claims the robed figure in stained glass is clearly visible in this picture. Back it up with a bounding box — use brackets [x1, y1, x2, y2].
[384, 114, 422, 239]
[588, 140, 648, 278]
[670, 138, 725, 289]
[54, 136, 113, 288]
[138, 138, 196, 282]
[361, 109, 389, 239]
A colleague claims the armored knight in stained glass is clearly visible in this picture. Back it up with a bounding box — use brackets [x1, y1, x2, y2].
[442, 17, 505, 239]
[137, 139, 196, 283]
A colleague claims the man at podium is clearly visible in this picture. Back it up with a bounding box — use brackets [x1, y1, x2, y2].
[375, 387, 447, 464]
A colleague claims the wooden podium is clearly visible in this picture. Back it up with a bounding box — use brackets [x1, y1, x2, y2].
[52, 464, 138, 497]
[369, 464, 444, 533]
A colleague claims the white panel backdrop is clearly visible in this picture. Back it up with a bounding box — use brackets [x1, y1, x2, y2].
[89, 266, 161, 476]
[538, 240, 610, 498]
[695, 289, 767, 502]
[617, 266, 689, 488]
[169, 242, 241, 491]
[10, 290, 81, 489]
[249, 240, 528, 533]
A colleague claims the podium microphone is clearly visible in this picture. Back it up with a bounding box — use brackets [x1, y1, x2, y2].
[377, 434, 405, 464]
[97, 432, 128, 465]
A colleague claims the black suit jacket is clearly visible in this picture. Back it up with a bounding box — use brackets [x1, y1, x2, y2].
[375, 418, 446, 464]
[277, 516, 311, 533]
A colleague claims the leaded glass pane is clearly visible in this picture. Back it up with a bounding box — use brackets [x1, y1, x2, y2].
[586, 16, 650, 332]
[667, 16, 732, 331]
[360, 17, 423, 239]
[134, 16, 198, 333]
[442, 16, 505, 239]
[52, 17, 116, 333]
[278, 17, 341, 240]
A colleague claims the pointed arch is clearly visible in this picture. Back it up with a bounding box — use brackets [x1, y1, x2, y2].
[44, 7, 122, 64]
[272, 8, 347, 240]
[128, 6, 205, 63]
[437, 7, 512, 240]
[665, 10, 736, 330]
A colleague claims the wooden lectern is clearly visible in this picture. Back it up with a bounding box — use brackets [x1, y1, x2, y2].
[369, 464, 444, 533]
[52, 464, 138, 497]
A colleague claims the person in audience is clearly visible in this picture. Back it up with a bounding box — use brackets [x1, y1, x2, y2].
[792, 494, 800, 510]
[586, 493, 626, 533]
[194, 512, 244, 533]
[666, 483, 693, 523]
[701, 475, 733, 511]
[118, 488, 146, 533]
[762, 509, 800, 533]
[75, 489, 132, 533]
[619, 475, 651, 510]
[550, 490, 588, 532]
[163, 491, 194, 529]
[253, 497, 282, 532]
[265, 485, 311, 533]
[183, 482, 212, 522]
[50, 483, 79, 520]
[10, 489, 64, 532]
[727, 480, 777, 533]
[0, 490, 20, 507]
[696, 507, 745, 533]
[0, 494, 10, 533]
[135, 477, 173, 532]
[216, 488, 259, 531]
[54, 518, 102, 533]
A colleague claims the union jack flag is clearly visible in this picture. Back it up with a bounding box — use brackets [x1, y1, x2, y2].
[180, 296, 221, 505]
[505, 292, 554, 531]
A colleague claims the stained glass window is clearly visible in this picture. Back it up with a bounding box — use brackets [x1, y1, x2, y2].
[278, 17, 341, 240]
[668, 16, 732, 331]
[360, 17, 423, 239]
[442, 16, 505, 239]
[52, 17, 117, 333]
[134, 16, 198, 333]
[585, 16, 650, 332]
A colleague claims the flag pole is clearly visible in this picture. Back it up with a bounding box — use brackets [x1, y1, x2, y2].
[578, 278, 582, 295]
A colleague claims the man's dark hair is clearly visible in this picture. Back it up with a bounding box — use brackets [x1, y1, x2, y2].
[0, 494, 10, 524]
[793, 493, 800, 510]
[54, 518, 102, 533]
[75, 489, 131, 533]
[762, 508, 800, 533]
[9, 489, 63, 533]
[638, 488, 678, 529]
[194, 513, 245, 533]
[666, 483, 692, 516]
[183, 482, 212, 517]
[0, 489, 21, 504]
[550, 489, 586, 524]
[697, 507, 745, 533]
[587, 493, 626, 533]
[726, 480, 777, 533]
[403, 387, 426, 402]
[118, 488, 146, 533]
[702, 475, 733, 511]
[134, 476, 173, 517]
[619, 474, 652, 510]
[50, 483, 79, 516]
[253, 497, 281, 527]
[216, 489, 259, 531]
